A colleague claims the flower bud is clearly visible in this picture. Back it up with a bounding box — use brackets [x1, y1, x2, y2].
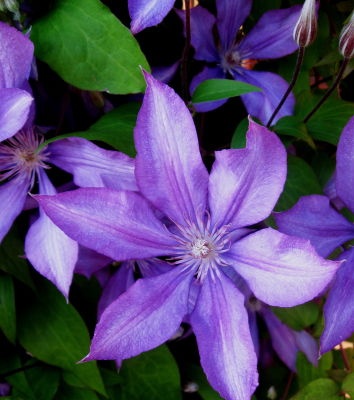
[293, 0, 318, 47]
[339, 12, 354, 59]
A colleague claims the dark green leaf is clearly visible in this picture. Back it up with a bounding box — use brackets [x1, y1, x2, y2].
[31, 0, 149, 94]
[25, 365, 61, 400]
[54, 383, 100, 400]
[186, 365, 223, 400]
[271, 302, 320, 331]
[296, 352, 333, 389]
[120, 345, 182, 400]
[273, 116, 315, 148]
[275, 156, 322, 212]
[0, 273, 16, 342]
[18, 281, 106, 396]
[191, 79, 260, 104]
[230, 118, 248, 149]
[342, 372, 354, 397]
[290, 378, 340, 400]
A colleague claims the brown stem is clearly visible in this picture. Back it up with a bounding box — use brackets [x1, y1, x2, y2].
[181, 0, 191, 103]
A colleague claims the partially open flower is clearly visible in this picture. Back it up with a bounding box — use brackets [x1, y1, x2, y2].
[293, 0, 317, 47]
[339, 12, 354, 59]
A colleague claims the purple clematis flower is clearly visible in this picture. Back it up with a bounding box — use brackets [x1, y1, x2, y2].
[0, 129, 136, 299]
[0, 21, 34, 140]
[180, 0, 301, 124]
[36, 73, 339, 400]
[275, 116, 354, 355]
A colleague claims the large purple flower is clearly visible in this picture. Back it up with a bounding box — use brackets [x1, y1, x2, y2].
[36, 73, 338, 400]
[181, 0, 301, 124]
[0, 21, 34, 140]
[275, 116, 354, 354]
[0, 129, 136, 298]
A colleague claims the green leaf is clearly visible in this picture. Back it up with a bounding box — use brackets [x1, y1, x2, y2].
[43, 103, 139, 157]
[275, 155, 322, 212]
[54, 383, 100, 400]
[120, 345, 182, 400]
[342, 372, 354, 397]
[273, 116, 315, 149]
[18, 281, 106, 396]
[271, 302, 320, 331]
[296, 352, 333, 389]
[0, 273, 16, 343]
[25, 365, 61, 400]
[186, 365, 223, 400]
[31, 0, 149, 94]
[290, 378, 340, 400]
[230, 118, 248, 149]
[191, 79, 260, 104]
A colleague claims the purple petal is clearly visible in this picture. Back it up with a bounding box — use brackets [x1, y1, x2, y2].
[216, 0, 252, 51]
[0, 88, 33, 140]
[84, 267, 192, 361]
[128, 0, 175, 34]
[75, 246, 112, 278]
[25, 171, 78, 300]
[35, 188, 176, 261]
[209, 119, 286, 228]
[238, 6, 300, 60]
[235, 69, 295, 125]
[135, 72, 209, 225]
[0, 176, 29, 242]
[336, 116, 354, 213]
[190, 67, 228, 112]
[48, 137, 137, 191]
[190, 273, 258, 400]
[227, 228, 340, 307]
[275, 195, 354, 258]
[0, 21, 34, 88]
[320, 248, 354, 354]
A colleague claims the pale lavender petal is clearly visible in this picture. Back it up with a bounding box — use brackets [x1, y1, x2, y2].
[25, 170, 78, 300]
[216, 0, 252, 51]
[190, 67, 228, 112]
[294, 330, 318, 367]
[75, 246, 112, 278]
[238, 6, 300, 60]
[227, 228, 340, 307]
[129, 0, 175, 34]
[138, 258, 173, 278]
[84, 267, 192, 361]
[235, 69, 295, 125]
[0, 176, 29, 242]
[320, 249, 354, 354]
[135, 72, 209, 225]
[0, 21, 34, 88]
[209, 119, 286, 228]
[97, 262, 135, 318]
[48, 137, 137, 191]
[152, 62, 179, 83]
[35, 188, 176, 261]
[190, 273, 258, 400]
[275, 195, 354, 257]
[336, 116, 354, 213]
[0, 88, 33, 140]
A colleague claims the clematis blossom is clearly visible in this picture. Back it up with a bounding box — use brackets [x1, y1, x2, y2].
[275, 116, 354, 354]
[0, 21, 34, 140]
[180, 0, 301, 124]
[0, 130, 136, 299]
[36, 73, 339, 400]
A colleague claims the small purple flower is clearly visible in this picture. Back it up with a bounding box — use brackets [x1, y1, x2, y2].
[0, 129, 136, 298]
[275, 116, 354, 354]
[36, 73, 338, 400]
[180, 0, 301, 124]
[0, 21, 34, 140]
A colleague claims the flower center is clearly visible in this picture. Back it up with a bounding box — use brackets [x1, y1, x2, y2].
[190, 238, 213, 259]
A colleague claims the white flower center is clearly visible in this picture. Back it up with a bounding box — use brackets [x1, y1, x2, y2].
[190, 238, 213, 258]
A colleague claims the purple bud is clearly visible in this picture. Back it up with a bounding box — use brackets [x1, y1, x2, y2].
[339, 12, 354, 59]
[293, 0, 318, 47]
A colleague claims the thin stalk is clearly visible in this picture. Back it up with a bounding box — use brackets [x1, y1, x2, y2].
[0, 361, 41, 380]
[280, 371, 295, 400]
[339, 342, 351, 372]
[266, 47, 305, 128]
[181, 0, 191, 103]
[303, 58, 349, 123]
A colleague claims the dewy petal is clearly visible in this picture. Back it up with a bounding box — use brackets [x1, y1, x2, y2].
[0, 175, 29, 242]
[48, 137, 137, 191]
[35, 188, 176, 261]
[336, 116, 354, 213]
[190, 273, 258, 400]
[209, 119, 286, 229]
[0, 21, 34, 88]
[0, 88, 33, 141]
[228, 228, 340, 307]
[237, 5, 300, 60]
[320, 248, 354, 354]
[275, 195, 354, 258]
[235, 69, 295, 125]
[128, 0, 175, 34]
[216, 0, 252, 51]
[134, 72, 209, 225]
[84, 267, 192, 361]
[25, 170, 78, 300]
